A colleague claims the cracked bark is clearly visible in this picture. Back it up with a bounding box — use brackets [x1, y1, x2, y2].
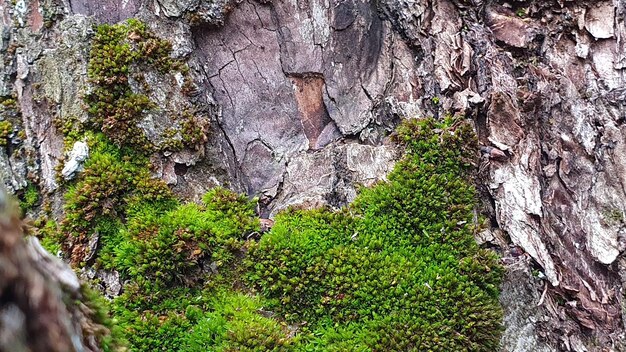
[2, 0, 626, 351]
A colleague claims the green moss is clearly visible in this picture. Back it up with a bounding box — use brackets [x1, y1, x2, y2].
[0, 120, 12, 146]
[59, 134, 174, 264]
[37, 219, 63, 255]
[59, 19, 502, 349]
[53, 114, 85, 150]
[181, 110, 208, 150]
[182, 291, 299, 351]
[159, 127, 184, 152]
[18, 182, 39, 213]
[62, 137, 166, 233]
[84, 19, 186, 152]
[158, 110, 208, 153]
[104, 190, 260, 351]
[246, 117, 503, 351]
[53, 116, 502, 351]
[602, 208, 624, 225]
[79, 284, 127, 352]
[109, 189, 258, 289]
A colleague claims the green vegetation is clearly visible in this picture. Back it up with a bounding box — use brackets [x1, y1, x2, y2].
[61, 135, 171, 236]
[602, 207, 624, 225]
[40, 17, 503, 352]
[246, 117, 503, 351]
[18, 182, 39, 214]
[37, 219, 64, 255]
[0, 120, 12, 146]
[84, 19, 199, 153]
[55, 116, 502, 351]
[50, 19, 203, 263]
[85, 19, 164, 150]
[79, 284, 127, 352]
[106, 188, 258, 287]
[181, 291, 299, 351]
[106, 189, 260, 351]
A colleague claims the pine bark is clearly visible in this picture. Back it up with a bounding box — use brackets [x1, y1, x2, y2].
[1, 0, 625, 350]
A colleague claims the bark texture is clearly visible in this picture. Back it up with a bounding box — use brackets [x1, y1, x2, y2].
[1, 0, 625, 350]
[0, 187, 110, 352]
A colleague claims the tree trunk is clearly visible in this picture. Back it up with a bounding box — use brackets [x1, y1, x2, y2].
[0, 186, 113, 352]
[1, 0, 624, 350]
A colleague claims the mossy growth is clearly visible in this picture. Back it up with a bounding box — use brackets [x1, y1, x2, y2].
[0, 120, 12, 146]
[77, 117, 503, 352]
[602, 207, 624, 225]
[0, 96, 25, 157]
[245, 117, 504, 351]
[104, 189, 261, 351]
[84, 19, 189, 152]
[55, 19, 503, 349]
[78, 284, 127, 352]
[180, 291, 299, 351]
[53, 114, 85, 151]
[105, 188, 259, 288]
[158, 110, 209, 153]
[59, 133, 173, 263]
[37, 219, 64, 255]
[18, 182, 39, 214]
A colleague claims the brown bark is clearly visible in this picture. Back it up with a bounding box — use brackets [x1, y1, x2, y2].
[0, 187, 111, 352]
[1, 0, 625, 350]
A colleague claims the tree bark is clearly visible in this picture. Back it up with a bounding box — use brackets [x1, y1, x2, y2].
[1, 0, 625, 350]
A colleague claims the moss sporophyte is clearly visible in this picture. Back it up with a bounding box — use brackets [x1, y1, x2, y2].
[39, 18, 503, 352]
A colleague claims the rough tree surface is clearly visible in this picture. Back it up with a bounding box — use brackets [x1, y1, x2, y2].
[1, 0, 625, 351]
[0, 186, 112, 352]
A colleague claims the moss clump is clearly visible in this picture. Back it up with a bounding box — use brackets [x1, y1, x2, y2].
[0, 120, 12, 146]
[181, 291, 299, 351]
[18, 182, 39, 214]
[158, 110, 209, 153]
[108, 188, 258, 288]
[105, 190, 261, 351]
[52, 112, 502, 351]
[181, 110, 208, 150]
[246, 117, 503, 351]
[84, 19, 187, 152]
[60, 20, 503, 349]
[79, 284, 127, 352]
[60, 134, 173, 263]
[37, 219, 64, 255]
[101, 117, 503, 351]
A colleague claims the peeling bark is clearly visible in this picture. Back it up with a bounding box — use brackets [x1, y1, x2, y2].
[2, 0, 626, 350]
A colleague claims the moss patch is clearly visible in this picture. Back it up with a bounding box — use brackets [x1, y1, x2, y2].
[0, 120, 12, 146]
[83, 117, 502, 351]
[246, 117, 503, 351]
[45, 17, 503, 352]
[84, 19, 203, 153]
[17, 182, 39, 214]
